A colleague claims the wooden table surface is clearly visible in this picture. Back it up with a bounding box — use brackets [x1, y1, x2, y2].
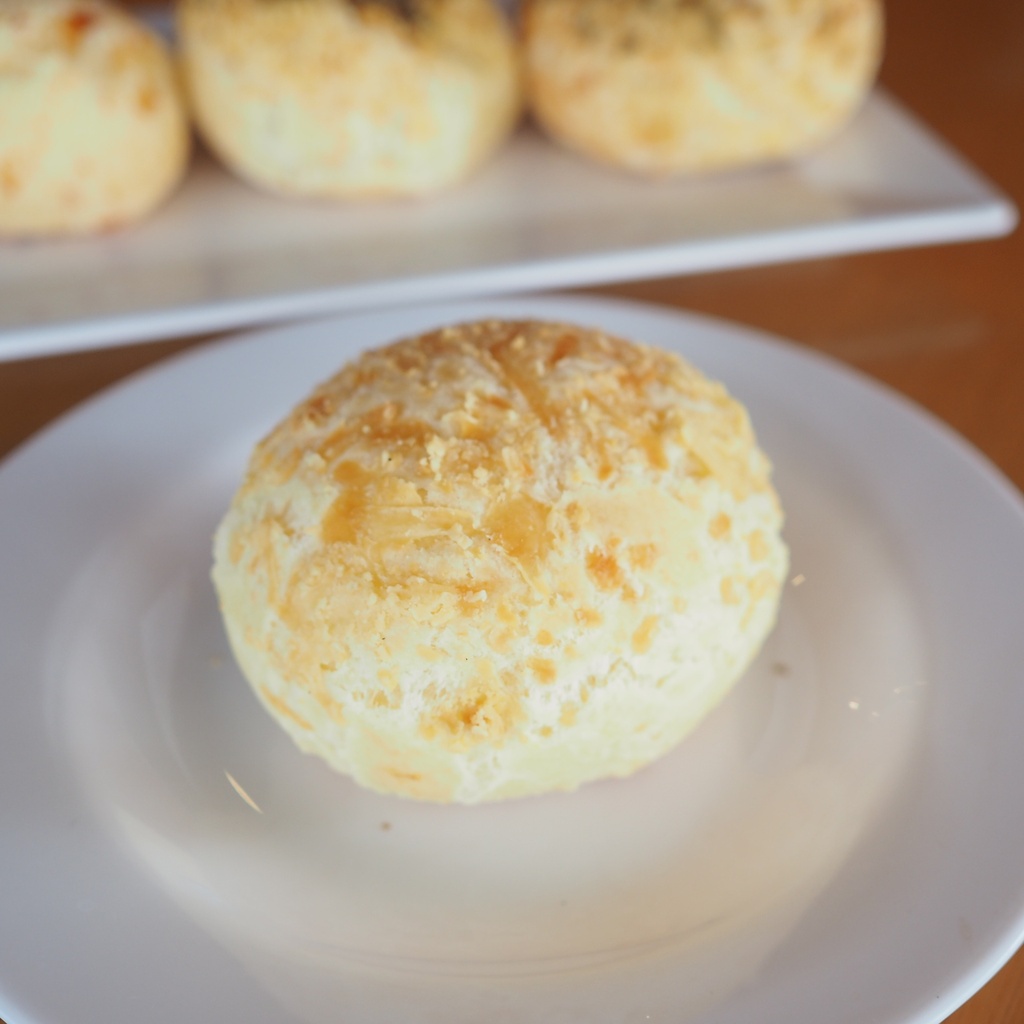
[2, 0, 1022, 1022]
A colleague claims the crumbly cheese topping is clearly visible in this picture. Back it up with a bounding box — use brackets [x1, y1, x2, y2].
[213, 319, 788, 802]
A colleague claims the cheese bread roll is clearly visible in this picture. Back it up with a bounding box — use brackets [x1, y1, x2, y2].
[521, 0, 883, 175]
[177, 0, 521, 198]
[0, 0, 189, 236]
[213, 320, 788, 803]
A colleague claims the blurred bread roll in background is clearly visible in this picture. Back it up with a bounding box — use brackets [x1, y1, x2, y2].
[212, 319, 788, 804]
[521, 0, 884, 175]
[177, 0, 522, 199]
[0, 0, 189, 237]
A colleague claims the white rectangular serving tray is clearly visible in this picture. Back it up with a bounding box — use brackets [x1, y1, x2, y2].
[0, 89, 1015, 362]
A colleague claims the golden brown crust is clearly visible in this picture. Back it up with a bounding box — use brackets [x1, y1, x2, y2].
[177, 0, 522, 197]
[213, 319, 788, 802]
[0, 0, 189, 236]
[521, 0, 884, 174]
[255, 318, 770, 500]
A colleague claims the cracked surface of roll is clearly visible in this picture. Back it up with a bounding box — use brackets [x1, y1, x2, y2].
[213, 320, 788, 803]
[177, 0, 522, 198]
[0, 0, 189, 237]
[521, 0, 883, 175]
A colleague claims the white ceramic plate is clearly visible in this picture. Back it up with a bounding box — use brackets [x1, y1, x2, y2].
[2, 296, 1024, 1024]
[0, 91, 1015, 362]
